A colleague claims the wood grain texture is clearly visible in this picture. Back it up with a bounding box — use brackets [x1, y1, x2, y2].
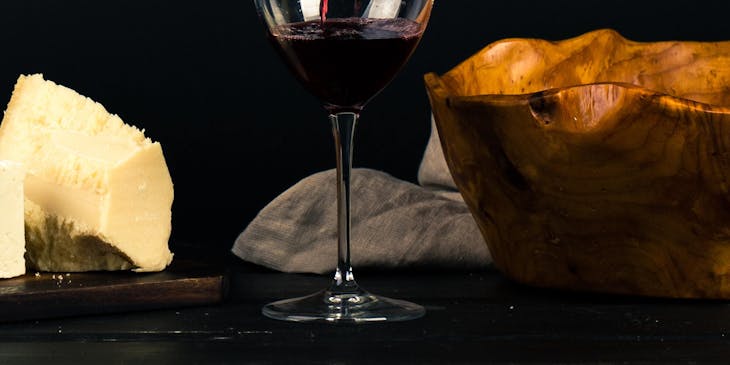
[425, 29, 730, 299]
[0, 258, 228, 322]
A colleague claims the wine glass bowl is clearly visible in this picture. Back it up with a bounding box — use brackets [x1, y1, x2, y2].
[253, 0, 433, 323]
[260, 0, 433, 113]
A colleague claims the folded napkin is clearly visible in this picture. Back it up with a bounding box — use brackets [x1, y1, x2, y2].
[231, 116, 493, 274]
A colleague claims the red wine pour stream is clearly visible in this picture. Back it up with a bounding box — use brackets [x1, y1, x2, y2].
[321, 0, 364, 22]
[320, 0, 328, 22]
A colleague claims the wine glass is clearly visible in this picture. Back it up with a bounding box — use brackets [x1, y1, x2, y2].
[253, 0, 434, 323]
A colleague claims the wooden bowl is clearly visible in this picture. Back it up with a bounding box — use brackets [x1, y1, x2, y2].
[424, 29, 730, 299]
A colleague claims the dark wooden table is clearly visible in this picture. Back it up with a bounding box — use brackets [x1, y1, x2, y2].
[1, 246, 729, 365]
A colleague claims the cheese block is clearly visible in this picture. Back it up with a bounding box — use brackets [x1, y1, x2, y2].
[0, 160, 25, 278]
[0, 74, 174, 272]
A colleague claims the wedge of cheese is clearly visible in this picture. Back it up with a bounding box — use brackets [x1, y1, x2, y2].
[0, 160, 25, 278]
[0, 74, 174, 272]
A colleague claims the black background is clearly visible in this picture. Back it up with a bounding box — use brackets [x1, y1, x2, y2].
[0, 1, 729, 257]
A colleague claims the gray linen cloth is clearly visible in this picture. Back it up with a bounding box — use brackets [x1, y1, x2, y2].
[231, 116, 493, 274]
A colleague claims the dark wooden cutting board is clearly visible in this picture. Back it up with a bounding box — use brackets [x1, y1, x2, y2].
[0, 257, 228, 322]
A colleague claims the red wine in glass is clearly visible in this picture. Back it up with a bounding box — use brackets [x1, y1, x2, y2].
[268, 18, 425, 112]
[256, 0, 433, 323]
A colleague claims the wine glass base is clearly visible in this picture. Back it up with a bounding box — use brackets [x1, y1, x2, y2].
[262, 288, 426, 323]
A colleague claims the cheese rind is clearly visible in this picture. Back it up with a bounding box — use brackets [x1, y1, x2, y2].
[0, 160, 25, 278]
[0, 74, 174, 272]
[24, 199, 133, 272]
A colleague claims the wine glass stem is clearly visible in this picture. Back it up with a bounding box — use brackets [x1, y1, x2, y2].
[329, 112, 360, 294]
